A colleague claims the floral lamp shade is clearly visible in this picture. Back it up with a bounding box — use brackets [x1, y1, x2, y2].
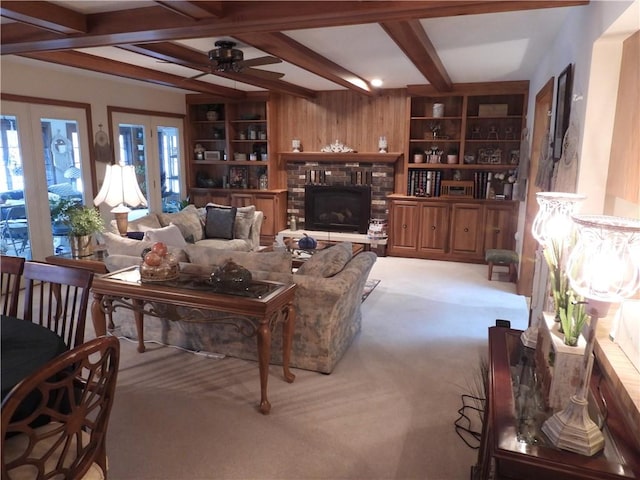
[531, 192, 586, 249]
[567, 214, 640, 309]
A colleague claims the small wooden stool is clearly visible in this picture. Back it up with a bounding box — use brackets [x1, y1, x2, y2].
[485, 249, 518, 282]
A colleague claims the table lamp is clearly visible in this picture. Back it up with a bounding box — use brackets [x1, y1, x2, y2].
[521, 192, 586, 348]
[541, 214, 640, 456]
[93, 162, 147, 236]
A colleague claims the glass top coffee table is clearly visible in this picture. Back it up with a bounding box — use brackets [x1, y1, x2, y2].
[91, 266, 297, 414]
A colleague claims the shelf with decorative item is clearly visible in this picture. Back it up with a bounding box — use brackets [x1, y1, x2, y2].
[279, 152, 403, 164]
[406, 163, 515, 171]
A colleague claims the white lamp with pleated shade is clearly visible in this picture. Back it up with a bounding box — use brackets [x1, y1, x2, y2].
[93, 163, 147, 236]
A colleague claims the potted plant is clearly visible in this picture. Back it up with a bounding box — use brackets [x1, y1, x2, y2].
[52, 199, 104, 257]
[544, 237, 588, 346]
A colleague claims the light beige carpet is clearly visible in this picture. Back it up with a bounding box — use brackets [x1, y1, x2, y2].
[104, 256, 528, 480]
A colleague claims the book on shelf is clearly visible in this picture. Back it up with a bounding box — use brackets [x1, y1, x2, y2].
[485, 172, 493, 199]
[407, 169, 443, 197]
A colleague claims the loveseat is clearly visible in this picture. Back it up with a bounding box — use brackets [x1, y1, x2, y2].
[101, 204, 263, 253]
[103, 239, 377, 374]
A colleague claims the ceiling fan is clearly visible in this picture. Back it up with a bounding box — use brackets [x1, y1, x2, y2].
[190, 40, 284, 81]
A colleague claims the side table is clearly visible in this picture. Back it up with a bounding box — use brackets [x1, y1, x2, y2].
[45, 251, 108, 275]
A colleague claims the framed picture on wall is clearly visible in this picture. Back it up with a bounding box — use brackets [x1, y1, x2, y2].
[228, 166, 248, 188]
[552, 63, 573, 161]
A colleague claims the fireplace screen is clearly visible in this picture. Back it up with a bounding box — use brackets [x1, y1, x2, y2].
[304, 185, 371, 234]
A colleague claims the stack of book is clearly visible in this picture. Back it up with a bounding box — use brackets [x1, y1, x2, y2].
[407, 170, 442, 197]
[474, 171, 493, 199]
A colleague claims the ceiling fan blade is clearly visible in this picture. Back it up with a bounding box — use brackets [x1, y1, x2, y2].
[187, 71, 210, 80]
[243, 68, 284, 80]
[238, 56, 282, 68]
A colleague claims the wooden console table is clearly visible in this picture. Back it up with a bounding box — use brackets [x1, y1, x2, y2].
[91, 266, 297, 414]
[475, 327, 640, 479]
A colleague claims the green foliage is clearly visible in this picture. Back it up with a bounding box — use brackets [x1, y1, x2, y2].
[543, 236, 588, 346]
[51, 199, 104, 236]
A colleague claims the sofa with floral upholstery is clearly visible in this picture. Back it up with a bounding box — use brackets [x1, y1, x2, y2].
[101, 204, 263, 254]
[102, 239, 377, 374]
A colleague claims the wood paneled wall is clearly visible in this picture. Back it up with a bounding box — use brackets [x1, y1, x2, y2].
[272, 89, 407, 155]
[605, 30, 639, 215]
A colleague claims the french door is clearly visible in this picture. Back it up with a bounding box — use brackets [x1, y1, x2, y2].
[0, 100, 93, 260]
[110, 112, 185, 216]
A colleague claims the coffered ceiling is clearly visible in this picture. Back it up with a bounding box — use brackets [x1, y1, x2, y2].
[1, 1, 589, 99]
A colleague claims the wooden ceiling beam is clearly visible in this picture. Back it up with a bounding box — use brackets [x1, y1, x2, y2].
[154, 1, 224, 20]
[0, 1, 87, 35]
[19, 50, 246, 98]
[381, 19, 452, 92]
[235, 32, 373, 96]
[119, 42, 316, 99]
[1, 1, 589, 55]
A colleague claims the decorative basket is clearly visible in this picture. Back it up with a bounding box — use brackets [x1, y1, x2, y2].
[140, 261, 180, 283]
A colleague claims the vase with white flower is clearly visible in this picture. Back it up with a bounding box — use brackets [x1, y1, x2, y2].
[494, 171, 516, 199]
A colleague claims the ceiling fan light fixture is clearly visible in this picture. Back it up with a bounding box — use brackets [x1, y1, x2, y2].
[215, 62, 242, 73]
[209, 47, 243, 63]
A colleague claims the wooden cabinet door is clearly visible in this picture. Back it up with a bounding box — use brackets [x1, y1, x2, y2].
[450, 203, 483, 256]
[389, 200, 419, 253]
[418, 202, 449, 253]
[251, 191, 287, 243]
[484, 203, 517, 252]
[252, 193, 276, 237]
[189, 189, 230, 207]
[230, 193, 255, 207]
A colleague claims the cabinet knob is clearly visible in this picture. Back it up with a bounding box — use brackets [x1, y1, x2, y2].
[402, 224, 407, 229]
[496, 229, 501, 233]
[464, 227, 469, 233]
[431, 225, 436, 230]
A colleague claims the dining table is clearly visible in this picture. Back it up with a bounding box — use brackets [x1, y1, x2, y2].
[1, 314, 69, 401]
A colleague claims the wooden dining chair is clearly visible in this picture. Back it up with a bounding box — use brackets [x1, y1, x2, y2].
[1, 254, 25, 317]
[21, 261, 94, 349]
[1, 335, 120, 480]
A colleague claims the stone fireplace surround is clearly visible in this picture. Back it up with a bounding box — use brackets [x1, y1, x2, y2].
[284, 155, 397, 231]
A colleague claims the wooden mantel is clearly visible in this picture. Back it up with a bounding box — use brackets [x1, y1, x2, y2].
[279, 152, 403, 164]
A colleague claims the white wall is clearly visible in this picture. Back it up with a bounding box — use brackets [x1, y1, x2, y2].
[525, 0, 638, 215]
[1, 56, 188, 182]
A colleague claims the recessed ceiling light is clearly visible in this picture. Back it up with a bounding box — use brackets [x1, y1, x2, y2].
[371, 78, 383, 87]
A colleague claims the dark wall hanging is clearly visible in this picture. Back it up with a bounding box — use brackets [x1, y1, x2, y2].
[552, 63, 573, 161]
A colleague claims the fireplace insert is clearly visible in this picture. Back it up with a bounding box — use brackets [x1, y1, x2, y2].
[304, 185, 371, 234]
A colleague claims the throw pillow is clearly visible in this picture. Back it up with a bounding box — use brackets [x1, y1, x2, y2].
[143, 224, 188, 248]
[296, 242, 354, 277]
[199, 203, 256, 240]
[205, 206, 237, 239]
[233, 205, 255, 240]
[128, 213, 163, 231]
[101, 231, 188, 262]
[157, 205, 204, 242]
[126, 231, 145, 241]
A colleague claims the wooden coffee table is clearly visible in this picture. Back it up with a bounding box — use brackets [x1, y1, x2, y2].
[91, 266, 296, 414]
